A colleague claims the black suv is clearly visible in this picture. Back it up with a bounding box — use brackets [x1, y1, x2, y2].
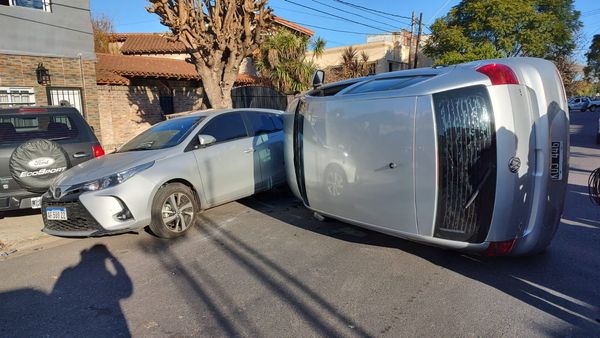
[0, 107, 104, 212]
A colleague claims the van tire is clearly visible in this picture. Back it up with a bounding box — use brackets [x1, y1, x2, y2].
[589, 105, 597, 112]
[149, 183, 198, 239]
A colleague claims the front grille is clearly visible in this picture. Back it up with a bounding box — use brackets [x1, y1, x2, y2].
[433, 85, 496, 243]
[42, 198, 103, 233]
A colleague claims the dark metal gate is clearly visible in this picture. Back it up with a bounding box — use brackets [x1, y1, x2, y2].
[232, 86, 287, 111]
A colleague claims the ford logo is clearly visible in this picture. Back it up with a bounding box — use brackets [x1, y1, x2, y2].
[28, 157, 55, 169]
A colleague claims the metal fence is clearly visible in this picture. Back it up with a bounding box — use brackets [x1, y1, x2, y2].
[232, 86, 288, 111]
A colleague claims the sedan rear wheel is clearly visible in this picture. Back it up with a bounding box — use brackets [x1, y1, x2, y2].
[149, 183, 198, 238]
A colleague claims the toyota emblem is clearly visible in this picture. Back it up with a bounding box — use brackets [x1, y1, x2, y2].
[508, 157, 521, 173]
[53, 187, 62, 199]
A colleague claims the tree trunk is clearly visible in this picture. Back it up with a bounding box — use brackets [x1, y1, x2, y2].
[196, 66, 234, 109]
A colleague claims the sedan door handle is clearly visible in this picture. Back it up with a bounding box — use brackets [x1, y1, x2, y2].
[73, 152, 91, 158]
[243, 148, 255, 153]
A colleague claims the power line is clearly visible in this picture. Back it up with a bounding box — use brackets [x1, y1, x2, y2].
[272, 5, 349, 23]
[427, 0, 452, 24]
[333, 0, 413, 21]
[283, 0, 394, 33]
[309, 0, 404, 30]
[289, 20, 392, 36]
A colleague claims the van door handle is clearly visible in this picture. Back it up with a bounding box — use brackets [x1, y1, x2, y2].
[243, 148, 255, 153]
[73, 152, 90, 158]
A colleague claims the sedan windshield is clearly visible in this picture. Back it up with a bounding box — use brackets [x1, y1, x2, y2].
[119, 116, 204, 152]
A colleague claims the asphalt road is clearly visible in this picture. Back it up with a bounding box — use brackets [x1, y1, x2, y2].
[0, 111, 599, 337]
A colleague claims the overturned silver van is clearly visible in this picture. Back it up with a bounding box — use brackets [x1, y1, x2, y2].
[284, 57, 569, 256]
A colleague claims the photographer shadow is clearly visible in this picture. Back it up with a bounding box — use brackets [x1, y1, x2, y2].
[0, 244, 133, 337]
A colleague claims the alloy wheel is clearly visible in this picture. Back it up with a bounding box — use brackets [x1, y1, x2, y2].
[161, 192, 194, 232]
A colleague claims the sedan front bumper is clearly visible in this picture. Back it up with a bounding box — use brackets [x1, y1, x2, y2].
[41, 175, 155, 237]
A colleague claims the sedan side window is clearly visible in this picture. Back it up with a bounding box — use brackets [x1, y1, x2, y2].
[246, 112, 277, 135]
[270, 114, 284, 131]
[201, 112, 248, 143]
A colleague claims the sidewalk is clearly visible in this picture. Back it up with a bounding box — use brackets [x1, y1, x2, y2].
[0, 210, 65, 259]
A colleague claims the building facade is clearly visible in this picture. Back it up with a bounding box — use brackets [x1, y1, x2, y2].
[307, 30, 432, 76]
[0, 0, 100, 137]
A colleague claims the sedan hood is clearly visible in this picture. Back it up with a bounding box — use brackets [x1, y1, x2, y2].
[57, 150, 167, 187]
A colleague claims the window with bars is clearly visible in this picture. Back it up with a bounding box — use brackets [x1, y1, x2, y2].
[1, 0, 52, 12]
[0, 88, 36, 108]
[47, 87, 84, 114]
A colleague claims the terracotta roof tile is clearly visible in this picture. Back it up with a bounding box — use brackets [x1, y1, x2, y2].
[97, 53, 200, 81]
[96, 68, 131, 85]
[119, 34, 187, 54]
[109, 18, 313, 55]
[96, 54, 269, 86]
[274, 17, 314, 37]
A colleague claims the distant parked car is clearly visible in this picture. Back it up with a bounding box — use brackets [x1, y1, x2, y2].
[41, 109, 285, 238]
[568, 96, 599, 112]
[0, 107, 104, 212]
[285, 57, 569, 256]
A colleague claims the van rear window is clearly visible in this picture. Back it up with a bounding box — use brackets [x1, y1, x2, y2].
[343, 76, 433, 94]
[0, 114, 80, 145]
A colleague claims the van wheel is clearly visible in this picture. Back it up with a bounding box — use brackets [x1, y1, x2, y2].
[590, 105, 597, 112]
[149, 183, 198, 239]
[324, 164, 347, 198]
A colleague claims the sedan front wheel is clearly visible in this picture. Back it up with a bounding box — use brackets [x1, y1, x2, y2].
[149, 183, 198, 238]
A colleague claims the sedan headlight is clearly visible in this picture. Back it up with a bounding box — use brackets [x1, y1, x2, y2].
[83, 161, 154, 192]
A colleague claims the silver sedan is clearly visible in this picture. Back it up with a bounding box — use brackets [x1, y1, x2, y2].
[41, 108, 285, 238]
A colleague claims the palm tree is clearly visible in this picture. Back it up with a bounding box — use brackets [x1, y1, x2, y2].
[255, 30, 327, 94]
[340, 46, 370, 79]
[311, 36, 326, 61]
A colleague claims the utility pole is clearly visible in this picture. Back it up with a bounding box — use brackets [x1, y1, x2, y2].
[413, 12, 423, 69]
[408, 11, 415, 69]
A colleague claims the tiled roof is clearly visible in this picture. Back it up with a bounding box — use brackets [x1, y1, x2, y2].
[109, 18, 313, 54]
[97, 54, 200, 83]
[96, 53, 269, 86]
[96, 68, 130, 86]
[274, 17, 314, 37]
[118, 34, 187, 54]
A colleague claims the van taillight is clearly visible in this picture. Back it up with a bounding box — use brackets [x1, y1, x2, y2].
[476, 64, 519, 86]
[483, 239, 516, 256]
[92, 144, 105, 158]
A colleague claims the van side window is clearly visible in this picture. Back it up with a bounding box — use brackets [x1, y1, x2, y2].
[201, 113, 248, 142]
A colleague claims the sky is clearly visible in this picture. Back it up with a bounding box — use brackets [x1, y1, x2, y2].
[91, 0, 600, 64]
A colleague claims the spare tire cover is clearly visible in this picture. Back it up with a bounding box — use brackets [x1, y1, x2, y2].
[9, 139, 71, 193]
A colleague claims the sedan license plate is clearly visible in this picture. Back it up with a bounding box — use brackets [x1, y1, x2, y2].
[46, 207, 67, 221]
[550, 141, 563, 180]
[30, 197, 41, 209]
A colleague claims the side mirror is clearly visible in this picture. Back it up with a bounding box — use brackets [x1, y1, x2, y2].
[198, 134, 216, 147]
[312, 70, 325, 89]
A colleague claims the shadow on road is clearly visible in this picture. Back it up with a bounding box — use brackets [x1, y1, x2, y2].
[140, 215, 373, 338]
[0, 244, 133, 337]
[241, 186, 600, 335]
